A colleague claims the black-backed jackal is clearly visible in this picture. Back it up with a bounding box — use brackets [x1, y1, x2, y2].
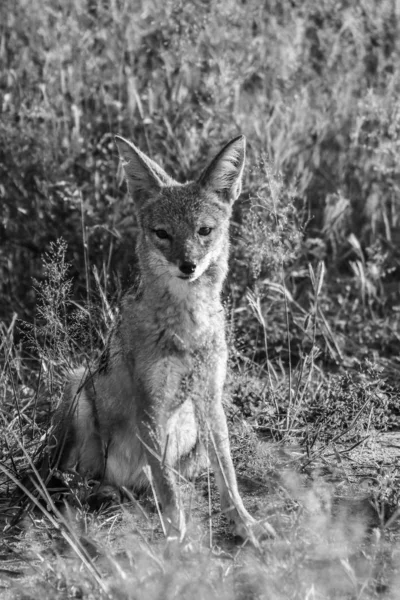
[52, 135, 273, 542]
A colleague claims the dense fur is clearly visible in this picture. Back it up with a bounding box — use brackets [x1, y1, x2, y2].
[52, 135, 271, 540]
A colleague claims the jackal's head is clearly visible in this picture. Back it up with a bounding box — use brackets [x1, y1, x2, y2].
[115, 135, 245, 290]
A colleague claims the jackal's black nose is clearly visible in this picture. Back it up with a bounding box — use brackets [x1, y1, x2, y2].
[179, 261, 196, 275]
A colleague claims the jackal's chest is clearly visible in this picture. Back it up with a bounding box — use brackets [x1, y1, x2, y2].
[141, 351, 218, 419]
[121, 292, 225, 397]
[145, 328, 219, 392]
[156, 296, 215, 346]
[134, 291, 223, 356]
[137, 317, 223, 410]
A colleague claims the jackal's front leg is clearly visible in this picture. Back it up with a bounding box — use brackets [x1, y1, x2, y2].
[147, 455, 186, 541]
[139, 415, 186, 541]
[208, 399, 275, 542]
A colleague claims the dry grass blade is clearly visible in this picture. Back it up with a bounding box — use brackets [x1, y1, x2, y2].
[0, 463, 111, 598]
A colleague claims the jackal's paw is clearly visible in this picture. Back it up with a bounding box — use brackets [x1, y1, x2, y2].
[232, 516, 276, 544]
[163, 508, 186, 543]
[89, 484, 121, 508]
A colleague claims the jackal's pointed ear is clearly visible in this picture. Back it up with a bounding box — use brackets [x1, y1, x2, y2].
[198, 135, 246, 203]
[115, 135, 176, 198]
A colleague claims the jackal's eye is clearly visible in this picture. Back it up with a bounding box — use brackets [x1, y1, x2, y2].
[153, 229, 170, 240]
[198, 227, 212, 236]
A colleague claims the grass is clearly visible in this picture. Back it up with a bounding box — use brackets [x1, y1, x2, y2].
[2, 0, 400, 597]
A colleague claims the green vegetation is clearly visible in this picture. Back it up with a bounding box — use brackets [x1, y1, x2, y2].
[1, 0, 400, 598]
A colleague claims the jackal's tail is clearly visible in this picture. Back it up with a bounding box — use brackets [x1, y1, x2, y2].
[8, 424, 70, 528]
